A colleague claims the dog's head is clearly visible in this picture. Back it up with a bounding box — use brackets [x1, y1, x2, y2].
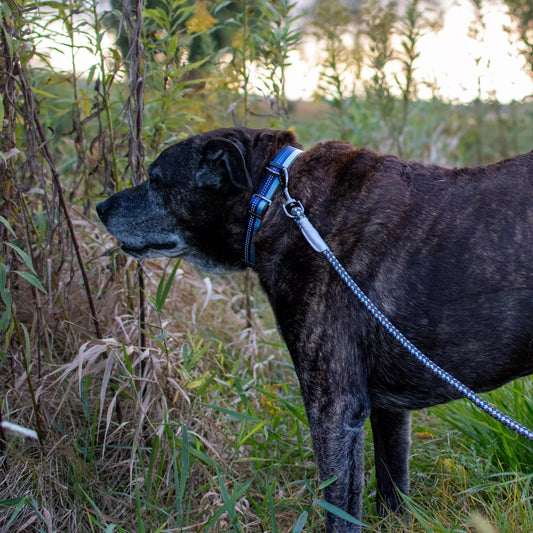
[96, 127, 299, 272]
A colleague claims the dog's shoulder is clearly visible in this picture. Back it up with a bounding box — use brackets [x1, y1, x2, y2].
[301, 141, 391, 186]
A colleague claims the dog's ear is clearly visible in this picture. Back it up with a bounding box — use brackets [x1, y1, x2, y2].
[273, 130, 299, 152]
[196, 138, 253, 190]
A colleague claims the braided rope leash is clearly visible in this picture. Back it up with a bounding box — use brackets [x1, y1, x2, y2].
[284, 198, 533, 441]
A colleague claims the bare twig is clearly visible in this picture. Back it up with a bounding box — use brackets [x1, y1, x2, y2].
[0, 407, 6, 456]
[122, 0, 147, 351]
[126, 0, 146, 185]
[12, 59, 103, 339]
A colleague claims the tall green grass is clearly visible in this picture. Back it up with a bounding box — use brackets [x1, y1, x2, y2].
[434, 378, 533, 473]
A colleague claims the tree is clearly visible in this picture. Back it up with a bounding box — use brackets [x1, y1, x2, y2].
[502, 0, 533, 79]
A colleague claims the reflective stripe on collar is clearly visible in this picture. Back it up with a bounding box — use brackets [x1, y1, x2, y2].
[242, 146, 303, 266]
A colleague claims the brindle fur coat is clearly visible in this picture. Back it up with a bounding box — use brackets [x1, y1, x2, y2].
[97, 128, 533, 532]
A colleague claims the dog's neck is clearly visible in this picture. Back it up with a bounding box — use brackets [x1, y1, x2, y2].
[242, 146, 303, 266]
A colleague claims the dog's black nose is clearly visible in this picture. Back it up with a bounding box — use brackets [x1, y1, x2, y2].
[96, 198, 110, 223]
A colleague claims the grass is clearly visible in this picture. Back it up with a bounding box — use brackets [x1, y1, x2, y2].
[2, 1, 533, 530]
[2, 238, 533, 531]
[2, 92, 533, 529]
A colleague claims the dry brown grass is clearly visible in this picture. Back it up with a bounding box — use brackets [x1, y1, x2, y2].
[1, 203, 313, 531]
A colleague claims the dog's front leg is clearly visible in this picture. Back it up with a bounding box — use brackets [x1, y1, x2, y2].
[370, 407, 411, 517]
[303, 383, 371, 533]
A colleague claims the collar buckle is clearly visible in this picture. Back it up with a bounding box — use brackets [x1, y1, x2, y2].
[248, 193, 272, 219]
[251, 192, 272, 207]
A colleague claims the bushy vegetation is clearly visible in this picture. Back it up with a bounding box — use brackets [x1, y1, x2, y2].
[1, 0, 532, 531]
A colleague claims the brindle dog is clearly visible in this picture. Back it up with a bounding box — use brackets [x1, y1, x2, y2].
[97, 127, 533, 532]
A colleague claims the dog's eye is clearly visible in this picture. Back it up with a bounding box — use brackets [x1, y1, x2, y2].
[148, 176, 161, 189]
[147, 165, 164, 189]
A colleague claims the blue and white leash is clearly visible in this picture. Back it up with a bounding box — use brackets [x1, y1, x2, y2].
[245, 146, 533, 441]
[321, 247, 533, 442]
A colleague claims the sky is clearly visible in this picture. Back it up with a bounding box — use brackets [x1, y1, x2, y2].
[407, 0, 532, 102]
[40, 0, 533, 104]
[282, 0, 533, 102]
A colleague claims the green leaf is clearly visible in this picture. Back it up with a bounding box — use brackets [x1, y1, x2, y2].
[122, 344, 135, 375]
[292, 511, 308, 533]
[21, 323, 30, 367]
[236, 420, 268, 447]
[205, 403, 262, 423]
[0, 262, 7, 292]
[14, 271, 46, 294]
[179, 425, 190, 502]
[214, 0, 233, 14]
[185, 445, 218, 469]
[0, 215, 17, 237]
[314, 499, 368, 528]
[318, 476, 338, 490]
[0, 309, 11, 331]
[0, 497, 26, 531]
[169, 34, 178, 57]
[0, 497, 29, 509]
[143, 8, 168, 28]
[1, 288, 12, 312]
[39, 1, 68, 8]
[0, 496, 45, 530]
[31, 88, 58, 99]
[203, 476, 252, 531]
[217, 473, 239, 526]
[266, 482, 279, 533]
[86, 65, 97, 86]
[5, 242, 37, 275]
[155, 259, 181, 313]
[2, 28, 13, 60]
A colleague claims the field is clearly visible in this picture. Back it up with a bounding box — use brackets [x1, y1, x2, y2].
[2, 0, 533, 531]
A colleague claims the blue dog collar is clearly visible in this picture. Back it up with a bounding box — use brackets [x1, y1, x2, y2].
[242, 146, 303, 266]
